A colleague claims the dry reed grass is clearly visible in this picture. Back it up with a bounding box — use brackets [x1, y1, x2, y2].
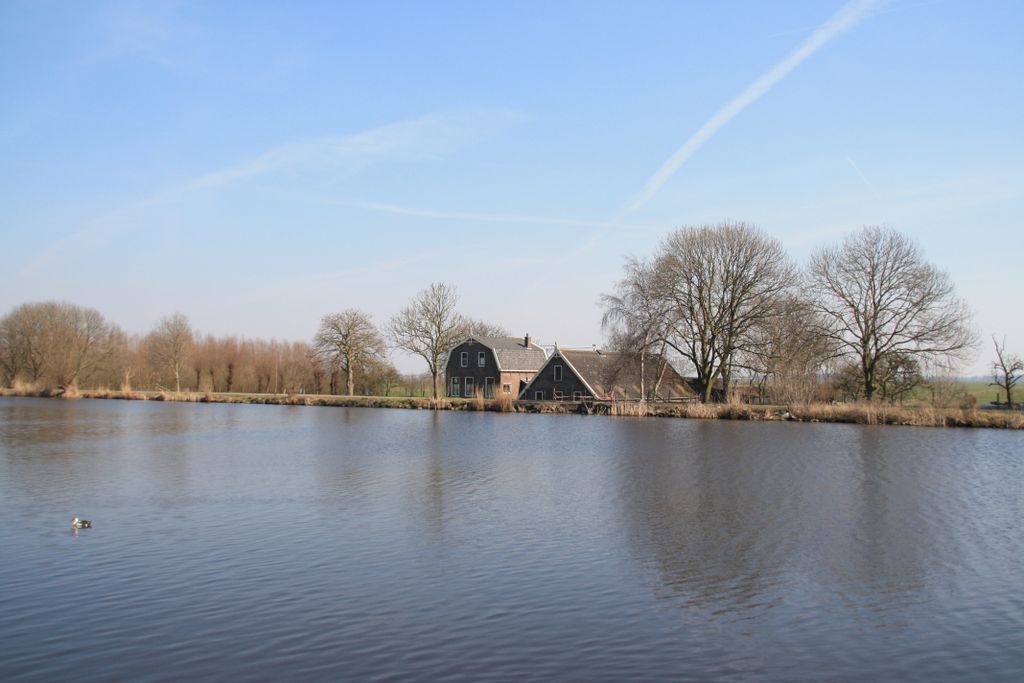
[609, 401, 649, 417]
[683, 402, 719, 419]
[489, 391, 515, 412]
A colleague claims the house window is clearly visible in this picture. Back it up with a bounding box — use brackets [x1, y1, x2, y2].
[460, 351, 468, 367]
[534, 390, 544, 400]
[450, 377, 460, 397]
[478, 351, 486, 367]
[553, 364, 563, 382]
[464, 376, 475, 397]
[484, 377, 494, 398]
[502, 384, 511, 394]
[573, 391, 583, 401]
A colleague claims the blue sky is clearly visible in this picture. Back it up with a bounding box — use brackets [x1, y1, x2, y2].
[2, 0, 1022, 374]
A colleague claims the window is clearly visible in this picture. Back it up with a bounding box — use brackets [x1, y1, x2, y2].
[484, 377, 494, 398]
[502, 384, 511, 394]
[534, 390, 544, 400]
[553, 365, 563, 382]
[573, 391, 583, 401]
[450, 377, 460, 397]
[460, 351, 468, 367]
[464, 376, 475, 397]
[478, 351, 486, 367]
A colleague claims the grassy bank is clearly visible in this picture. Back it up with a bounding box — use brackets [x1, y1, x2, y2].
[2, 388, 1022, 429]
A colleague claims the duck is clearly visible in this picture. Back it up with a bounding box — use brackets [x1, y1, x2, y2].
[71, 517, 92, 529]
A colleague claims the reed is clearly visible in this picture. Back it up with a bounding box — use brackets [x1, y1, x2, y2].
[683, 402, 719, 419]
[609, 401, 649, 417]
[489, 391, 515, 413]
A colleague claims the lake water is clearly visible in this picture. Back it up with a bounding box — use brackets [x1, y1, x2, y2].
[1, 397, 1022, 682]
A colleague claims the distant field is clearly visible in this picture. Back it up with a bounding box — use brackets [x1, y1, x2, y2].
[963, 380, 1009, 406]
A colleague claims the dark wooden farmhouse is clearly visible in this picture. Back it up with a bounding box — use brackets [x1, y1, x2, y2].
[445, 334, 549, 398]
[518, 347, 696, 401]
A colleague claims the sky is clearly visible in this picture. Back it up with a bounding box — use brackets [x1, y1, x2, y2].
[1, 0, 1022, 375]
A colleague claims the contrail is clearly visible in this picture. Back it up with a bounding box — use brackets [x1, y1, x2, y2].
[846, 156, 873, 188]
[625, 0, 881, 213]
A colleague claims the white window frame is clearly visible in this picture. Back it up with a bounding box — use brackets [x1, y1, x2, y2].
[460, 351, 468, 367]
[450, 377, 460, 397]
[502, 384, 511, 394]
[464, 376, 475, 398]
[553, 364, 563, 382]
[477, 351, 486, 367]
[534, 390, 544, 400]
[484, 377, 494, 398]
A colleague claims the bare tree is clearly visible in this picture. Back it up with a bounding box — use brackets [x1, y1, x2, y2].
[459, 318, 511, 338]
[146, 313, 193, 393]
[990, 336, 1022, 408]
[389, 282, 466, 399]
[0, 301, 120, 391]
[314, 310, 387, 396]
[742, 296, 835, 404]
[807, 226, 976, 401]
[602, 223, 795, 402]
[602, 257, 671, 402]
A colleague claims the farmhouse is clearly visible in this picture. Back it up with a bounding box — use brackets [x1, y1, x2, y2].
[445, 334, 548, 398]
[519, 347, 696, 401]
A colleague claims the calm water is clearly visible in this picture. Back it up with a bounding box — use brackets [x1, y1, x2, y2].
[1, 398, 1022, 682]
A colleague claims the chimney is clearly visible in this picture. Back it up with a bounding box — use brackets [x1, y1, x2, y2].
[524, 333, 532, 348]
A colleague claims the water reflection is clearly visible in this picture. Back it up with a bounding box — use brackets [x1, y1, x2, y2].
[613, 421, 783, 614]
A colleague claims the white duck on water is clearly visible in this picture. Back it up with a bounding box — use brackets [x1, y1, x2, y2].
[71, 517, 92, 529]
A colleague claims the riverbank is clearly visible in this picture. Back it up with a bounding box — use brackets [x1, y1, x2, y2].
[1, 388, 1022, 429]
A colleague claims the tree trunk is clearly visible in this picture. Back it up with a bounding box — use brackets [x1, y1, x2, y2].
[346, 366, 354, 396]
[639, 349, 646, 403]
[863, 360, 875, 401]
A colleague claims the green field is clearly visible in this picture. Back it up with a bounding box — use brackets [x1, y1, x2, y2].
[963, 380, 1012, 406]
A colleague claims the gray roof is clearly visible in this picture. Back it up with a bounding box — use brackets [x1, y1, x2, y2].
[559, 349, 695, 400]
[474, 336, 549, 372]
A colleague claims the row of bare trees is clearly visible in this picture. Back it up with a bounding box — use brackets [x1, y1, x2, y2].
[0, 283, 505, 398]
[0, 306, 416, 396]
[602, 223, 980, 403]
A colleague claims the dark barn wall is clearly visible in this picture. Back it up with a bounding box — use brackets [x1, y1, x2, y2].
[520, 356, 594, 400]
[445, 340, 500, 397]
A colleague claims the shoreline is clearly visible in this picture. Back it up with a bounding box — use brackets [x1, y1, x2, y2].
[2, 388, 1022, 430]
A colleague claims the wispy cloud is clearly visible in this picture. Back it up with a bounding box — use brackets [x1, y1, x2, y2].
[624, 0, 881, 213]
[20, 109, 524, 275]
[334, 198, 652, 231]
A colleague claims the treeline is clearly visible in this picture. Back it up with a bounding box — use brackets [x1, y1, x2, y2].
[600, 223, 980, 405]
[0, 283, 507, 398]
[2, 223, 1018, 406]
[0, 304, 432, 397]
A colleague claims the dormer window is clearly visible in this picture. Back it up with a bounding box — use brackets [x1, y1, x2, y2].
[460, 351, 468, 367]
[553, 365, 563, 382]
[477, 351, 486, 367]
